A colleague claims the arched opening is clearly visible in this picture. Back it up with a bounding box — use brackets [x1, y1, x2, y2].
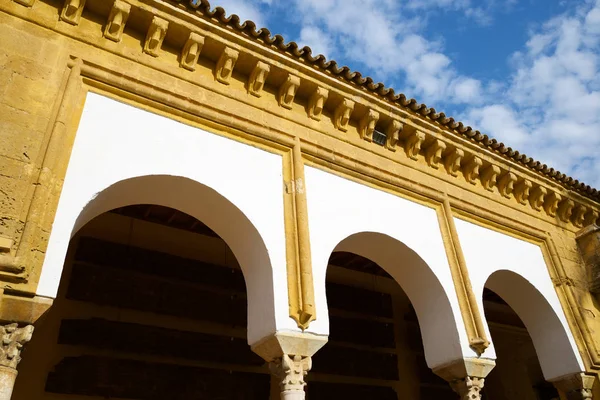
[13, 204, 272, 399]
[307, 232, 467, 400]
[482, 270, 581, 399]
[38, 175, 282, 344]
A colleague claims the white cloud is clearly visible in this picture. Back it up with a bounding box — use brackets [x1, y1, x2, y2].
[298, 26, 333, 58]
[210, 0, 267, 27]
[465, 0, 600, 187]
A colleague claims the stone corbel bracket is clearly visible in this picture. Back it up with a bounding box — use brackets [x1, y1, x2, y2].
[498, 172, 517, 199]
[143, 16, 168, 57]
[307, 87, 329, 121]
[359, 109, 379, 142]
[480, 165, 500, 192]
[463, 156, 482, 185]
[444, 148, 464, 177]
[60, 0, 87, 25]
[557, 199, 575, 223]
[405, 130, 425, 161]
[385, 120, 403, 151]
[333, 99, 355, 132]
[530, 185, 547, 211]
[425, 139, 447, 169]
[279, 74, 301, 109]
[248, 61, 270, 97]
[514, 179, 532, 205]
[104, 0, 131, 42]
[180, 32, 204, 71]
[572, 205, 587, 228]
[215, 47, 239, 84]
[545, 191, 562, 218]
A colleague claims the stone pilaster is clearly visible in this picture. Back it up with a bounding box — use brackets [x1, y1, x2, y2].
[433, 357, 496, 400]
[552, 372, 595, 400]
[0, 323, 34, 400]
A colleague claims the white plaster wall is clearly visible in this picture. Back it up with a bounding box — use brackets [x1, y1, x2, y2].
[454, 218, 585, 379]
[304, 166, 476, 368]
[37, 92, 293, 345]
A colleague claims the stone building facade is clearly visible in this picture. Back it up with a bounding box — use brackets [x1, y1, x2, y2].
[1, 0, 600, 399]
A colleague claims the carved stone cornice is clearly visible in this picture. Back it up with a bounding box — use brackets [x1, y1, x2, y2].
[269, 354, 312, 393]
[7, 0, 599, 233]
[0, 323, 33, 370]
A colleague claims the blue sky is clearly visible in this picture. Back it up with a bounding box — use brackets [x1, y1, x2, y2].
[211, 0, 600, 188]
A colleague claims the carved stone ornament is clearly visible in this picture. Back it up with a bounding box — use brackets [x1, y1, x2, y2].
[279, 74, 301, 109]
[270, 354, 312, 393]
[1, 323, 33, 369]
[359, 109, 379, 142]
[463, 156, 482, 185]
[215, 47, 239, 85]
[248, 61, 270, 97]
[333, 99, 355, 132]
[585, 210, 600, 226]
[572, 205, 588, 228]
[481, 165, 500, 192]
[433, 358, 495, 400]
[143, 16, 169, 57]
[425, 139, 447, 169]
[530, 185, 547, 211]
[180, 32, 205, 71]
[103, 0, 131, 42]
[514, 179, 533, 205]
[450, 376, 485, 400]
[498, 172, 517, 198]
[405, 130, 425, 160]
[445, 148, 464, 177]
[308, 87, 329, 121]
[552, 372, 595, 400]
[385, 120, 403, 151]
[60, 0, 87, 25]
[558, 199, 575, 223]
[545, 191, 562, 218]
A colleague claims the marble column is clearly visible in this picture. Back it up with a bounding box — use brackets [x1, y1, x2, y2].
[552, 372, 595, 400]
[0, 323, 34, 400]
[433, 357, 496, 400]
[269, 354, 312, 400]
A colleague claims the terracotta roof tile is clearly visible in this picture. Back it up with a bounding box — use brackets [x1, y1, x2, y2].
[172, 0, 600, 203]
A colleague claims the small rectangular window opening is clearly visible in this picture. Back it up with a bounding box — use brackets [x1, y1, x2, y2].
[372, 129, 387, 146]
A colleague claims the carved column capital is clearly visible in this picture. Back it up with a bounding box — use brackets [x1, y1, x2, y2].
[433, 357, 495, 400]
[552, 372, 595, 400]
[270, 354, 312, 395]
[450, 375, 485, 399]
[0, 323, 33, 370]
